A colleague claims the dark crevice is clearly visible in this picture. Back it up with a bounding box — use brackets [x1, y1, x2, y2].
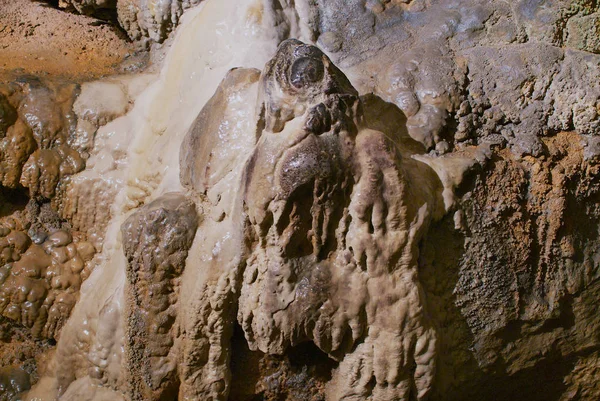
[229, 323, 337, 401]
[0, 185, 30, 218]
[32, 0, 60, 9]
[287, 340, 337, 379]
[31, 0, 131, 42]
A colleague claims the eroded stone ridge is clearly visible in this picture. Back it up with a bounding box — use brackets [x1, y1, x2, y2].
[121, 193, 198, 401]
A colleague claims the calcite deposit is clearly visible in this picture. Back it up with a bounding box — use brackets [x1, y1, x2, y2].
[121, 193, 198, 400]
[175, 39, 451, 400]
[0, 71, 143, 398]
[1, 0, 600, 400]
[0, 79, 95, 344]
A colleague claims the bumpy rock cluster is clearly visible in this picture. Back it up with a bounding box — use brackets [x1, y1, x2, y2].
[0, 222, 95, 339]
[0, 73, 137, 397]
[0, 79, 83, 199]
[0, 78, 91, 342]
[0, 77, 92, 397]
[0, 365, 31, 401]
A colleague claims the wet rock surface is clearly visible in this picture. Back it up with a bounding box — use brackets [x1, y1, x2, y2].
[0, 77, 83, 198]
[0, 316, 54, 401]
[0, 221, 96, 340]
[0, 71, 135, 394]
[0, 365, 32, 401]
[0, 76, 92, 347]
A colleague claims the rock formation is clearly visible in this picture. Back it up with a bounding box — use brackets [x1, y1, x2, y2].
[237, 40, 440, 400]
[49, 0, 203, 45]
[0, 71, 147, 398]
[0, 78, 93, 342]
[176, 39, 449, 400]
[0, 0, 599, 400]
[121, 193, 198, 400]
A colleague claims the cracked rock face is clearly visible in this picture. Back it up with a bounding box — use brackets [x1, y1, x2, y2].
[419, 132, 600, 401]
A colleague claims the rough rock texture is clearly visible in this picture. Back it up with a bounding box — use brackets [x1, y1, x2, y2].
[55, 0, 117, 17]
[238, 39, 442, 400]
[0, 0, 140, 78]
[420, 132, 600, 401]
[0, 222, 96, 340]
[0, 76, 97, 349]
[285, 2, 600, 399]
[0, 77, 83, 198]
[121, 193, 198, 401]
[55, 73, 155, 249]
[47, 0, 203, 45]
[0, 70, 138, 397]
[2, 0, 600, 400]
[175, 39, 450, 401]
[116, 0, 203, 45]
[0, 316, 54, 401]
[297, 0, 600, 159]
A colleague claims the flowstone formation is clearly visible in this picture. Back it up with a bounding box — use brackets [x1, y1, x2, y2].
[238, 40, 440, 400]
[2, 0, 600, 400]
[179, 39, 447, 400]
[0, 77, 92, 342]
[121, 193, 198, 400]
[20, 38, 461, 400]
[0, 72, 148, 399]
